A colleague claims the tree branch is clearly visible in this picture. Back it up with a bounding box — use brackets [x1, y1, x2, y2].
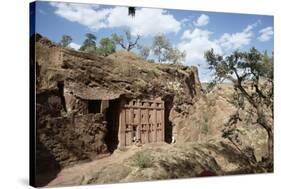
[116, 41, 127, 50]
[127, 35, 140, 51]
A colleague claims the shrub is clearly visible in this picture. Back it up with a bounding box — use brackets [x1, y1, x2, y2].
[132, 151, 154, 169]
[147, 59, 155, 63]
[201, 112, 209, 134]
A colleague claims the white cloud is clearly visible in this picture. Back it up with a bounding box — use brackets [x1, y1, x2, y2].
[50, 2, 181, 36]
[217, 23, 257, 50]
[194, 14, 209, 27]
[179, 24, 257, 67]
[178, 28, 222, 67]
[181, 28, 212, 40]
[50, 2, 111, 30]
[180, 18, 190, 27]
[69, 42, 81, 50]
[258, 27, 273, 42]
[178, 23, 258, 82]
[107, 7, 181, 36]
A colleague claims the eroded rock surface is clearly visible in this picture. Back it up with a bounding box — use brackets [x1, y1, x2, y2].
[34, 34, 203, 186]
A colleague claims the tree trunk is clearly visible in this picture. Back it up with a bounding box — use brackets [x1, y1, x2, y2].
[255, 104, 273, 164]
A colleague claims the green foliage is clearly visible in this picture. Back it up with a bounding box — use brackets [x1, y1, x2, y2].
[205, 81, 216, 93]
[147, 59, 155, 63]
[208, 48, 273, 107]
[204, 47, 273, 83]
[97, 37, 116, 56]
[260, 51, 273, 79]
[152, 34, 171, 63]
[137, 45, 150, 60]
[165, 48, 186, 64]
[111, 33, 124, 46]
[59, 35, 72, 47]
[151, 35, 185, 64]
[204, 47, 273, 111]
[132, 151, 154, 168]
[201, 112, 209, 134]
[79, 33, 97, 53]
[205, 47, 273, 161]
[111, 30, 140, 51]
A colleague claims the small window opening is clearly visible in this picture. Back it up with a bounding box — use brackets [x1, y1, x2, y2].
[88, 100, 101, 113]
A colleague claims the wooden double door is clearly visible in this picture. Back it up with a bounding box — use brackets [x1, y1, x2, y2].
[118, 99, 165, 147]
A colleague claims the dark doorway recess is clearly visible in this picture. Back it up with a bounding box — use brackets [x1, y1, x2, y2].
[57, 81, 67, 112]
[88, 100, 101, 113]
[105, 99, 120, 152]
[163, 95, 174, 143]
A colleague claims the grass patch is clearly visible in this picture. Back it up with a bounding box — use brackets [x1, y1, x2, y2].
[132, 151, 154, 169]
[201, 111, 209, 134]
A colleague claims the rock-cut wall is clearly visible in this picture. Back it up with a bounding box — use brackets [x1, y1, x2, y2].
[36, 88, 108, 179]
[34, 34, 203, 180]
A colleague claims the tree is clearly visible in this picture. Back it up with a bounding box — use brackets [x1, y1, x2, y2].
[137, 45, 150, 60]
[165, 48, 186, 64]
[59, 35, 72, 47]
[97, 37, 116, 56]
[79, 33, 97, 53]
[111, 30, 140, 51]
[152, 34, 171, 63]
[147, 59, 155, 63]
[204, 48, 273, 163]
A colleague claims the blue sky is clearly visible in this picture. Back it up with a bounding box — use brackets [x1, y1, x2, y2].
[33, 1, 274, 82]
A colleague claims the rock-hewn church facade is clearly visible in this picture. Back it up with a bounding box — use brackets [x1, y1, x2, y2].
[118, 99, 165, 147]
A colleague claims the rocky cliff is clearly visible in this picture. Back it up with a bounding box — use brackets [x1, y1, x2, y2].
[34, 34, 203, 185]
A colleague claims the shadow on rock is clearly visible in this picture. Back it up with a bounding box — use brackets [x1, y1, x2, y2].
[35, 141, 61, 187]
